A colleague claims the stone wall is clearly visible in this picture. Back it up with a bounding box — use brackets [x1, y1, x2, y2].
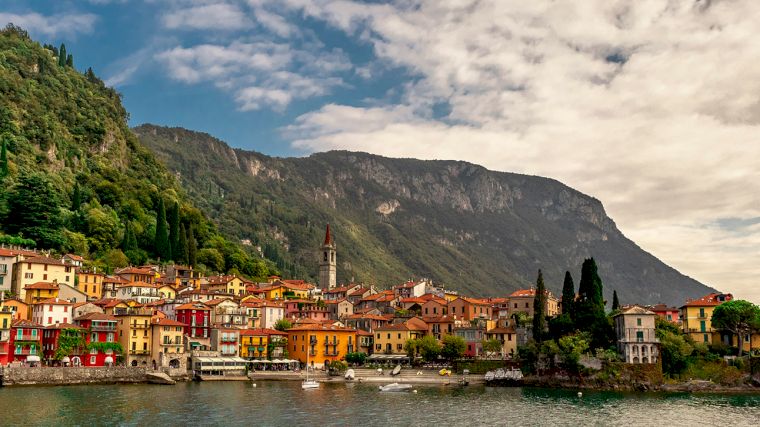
[1, 366, 148, 386]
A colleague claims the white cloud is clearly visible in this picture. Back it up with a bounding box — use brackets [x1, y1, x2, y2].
[162, 3, 252, 30]
[0, 12, 97, 38]
[280, 0, 760, 303]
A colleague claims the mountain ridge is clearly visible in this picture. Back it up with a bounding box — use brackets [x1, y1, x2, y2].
[135, 124, 715, 305]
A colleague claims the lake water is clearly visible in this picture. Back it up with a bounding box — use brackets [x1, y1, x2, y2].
[1, 381, 759, 426]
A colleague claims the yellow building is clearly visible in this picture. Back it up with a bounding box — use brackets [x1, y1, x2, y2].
[259, 281, 310, 300]
[151, 317, 185, 369]
[287, 324, 357, 368]
[0, 303, 12, 354]
[485, 326, 518, 358]
[115, 307, 154, 366]
[76, 271, 104, 300]
[206, 275, 247, 296]
[374, 317, 428, 355]
[240, 328, 288, 359]
[23, 282, 60, 306]
[157, 285, 176, 300]
[680, 293, 733, 344]
[443, 291, 460, 303]
[12, 256, 75, 301]
[1, 299, 28, 320]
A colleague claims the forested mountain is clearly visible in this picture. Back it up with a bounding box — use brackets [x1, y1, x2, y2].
[136, 124, 716, 305]
[0, 26, 275, 279]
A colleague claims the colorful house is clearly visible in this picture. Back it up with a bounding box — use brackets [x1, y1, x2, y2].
[31, 297, 74, 326]
[23, 281, 60, 305]
[0, 304, 13, 364]
[448, 297, 493, 321]
[42, 323, 85, 365]
[680, 292, 733, 344]
[210, 328, 241, 357]
[75, 312, 119, 366]
[508, 288, 560, 318]
[374, 317, 428, 355]
[240, 328, 286, 360]
[150, 317, 185, 369]
[76, 270, 105, 300]
[12, 256, 75, 301]
[176, 302, 211, 349]
[287, 323, 357, 368]
[206, 275, 247, 296]
[9, 319, 42, 364]
[115, 307, 154, 366]
[649, 304, 681, 324]
[114, 267, 156, 285]
[1, 298, 28, 321]
[484, 326, 517, 359]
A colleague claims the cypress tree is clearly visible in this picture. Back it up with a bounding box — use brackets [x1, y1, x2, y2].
[187, 225, 197, 267]
[66, 54, 73, 67]
[71, 183, 82, 211]
[122, 221, 137, 251]
[178, 223, 189, 265]
[576, 258, 613, 349]
[58, 43, 66, 67]
[154, 198, 171, 261]
[0, 138, 8, 177]
[561, 271, 575, 320]
[532, 270, 547, 343]
[168, 201, 180, 261]
[612, 290, 620, 311]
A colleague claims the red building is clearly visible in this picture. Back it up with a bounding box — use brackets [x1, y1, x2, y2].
[176, 302, 210, 339]
[75, 312, 120, 366]
[42, 323, 85, 365]
[9, 319, 42, 364]
[649, 304, 681, 324]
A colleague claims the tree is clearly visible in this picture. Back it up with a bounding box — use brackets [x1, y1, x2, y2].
[345, 352, 367, 365]
[58, 43, 66, 67]
[0, 137, 8, 177]
[85, 205, 121, 253]
[532, 269, 547, 343]
[71, 183, 82, 211]
[168, 201, 180, 261]
[557, 333, 590, 376]
[197, 248, 224, 272]
[561, 271, 575, 320]
[177, 223, 189, 265]
[121, 221, 137, 251]
[153, 198, 171, 261]
[711, 300, 760, 357]
[3, 172, 64, 248]
[187, 225, 197, 267]
[404, 338, 419, 360]
[575, 258, 613, 350]
[101, 249, 129, 270]
[66, 54, 73, 67]
[440, 335, 466, 362]
[274, 318, 292, 332]
[612, 290, 620, 311]
[416, 335, 441, 362]
[482, 338, 502, 358]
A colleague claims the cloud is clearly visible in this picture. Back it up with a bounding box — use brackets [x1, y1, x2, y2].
[0, 12, 97, 38]
[281, 0, 760, 303]
[162, 3, 252, 30]
[155, 40, 351, 110]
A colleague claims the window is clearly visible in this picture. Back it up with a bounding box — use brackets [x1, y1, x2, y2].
[43, 274, 47, 280]
[90, 356, 96, 365]
[143, 342, 147, 350]
[700, 320, 706, 332]
[525, 303, 529, 308]
[48, 317, 52, 324]
[49, 306, 53, 312]
[64, 306, 68, 312]
[25, 272, 33, 279]
[666, 314, 672, 321]
[31, 329, 37, 337]
[637, 318, 642, 326]
[636, 331, 644, 342]
[703, 334, 709, 343]
[699, 308, 705, 318]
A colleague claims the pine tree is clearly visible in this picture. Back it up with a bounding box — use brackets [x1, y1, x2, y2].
[187, 225, 197, 267]
[561, 271, 575, 320]
[178, 223, 189, 265]
[612, 290, 620, 311]
[532, 269, 547, 343]
[66, 54, 73, 67]
[71, 183, 82, 211]
[168, 201, 180, 261]
[575, 258, 613, 349]
[122, 221, 137, 251]
[0, 137, 8, 177]
[58, 43, 66, 67]
[154, 198, 171, 261]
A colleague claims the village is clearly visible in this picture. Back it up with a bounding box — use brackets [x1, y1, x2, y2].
[0, 225, 755, 385]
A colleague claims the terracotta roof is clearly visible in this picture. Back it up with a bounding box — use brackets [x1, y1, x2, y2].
[649, 303, 679, 312]
[356, 330, 373, 336]
[115, 267, 154, 275]
[205, 298, 235, 306]
[421, 315, 455, 323]
[455, 296, 492, 305]
[152, 318, 186, 327]
[286, 323, 355, 332]
[45, 322, 84, 330]
[176, 302, 211, 311]
[116, 281, 159, 289]
[12, 319, 43, 328]
[346, 313, 388, 321]
[487, 327, 516, 334]
[394, 281, 423, 289]
[399, 297, 426, 304]
[681, 293, 733, 308]
[75, 312, 117, 322]
[103, 276, 129, 284]
[207, 275, 238, 285]
[349, 287, 370, 296]
[376, 323, 412, 331]
[64, 254, 85, 261]
[36, 298, 73, 305]
[323, 223, 333, 246]
[24, 282, 60, 290]
[22, 256, 69, 266]
[0, 248, 38, 257]
[240, 328, 285, 336]
[616, 305, 656, 316]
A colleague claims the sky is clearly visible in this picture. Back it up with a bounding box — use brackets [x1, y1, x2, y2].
[2, 0, 758, 304]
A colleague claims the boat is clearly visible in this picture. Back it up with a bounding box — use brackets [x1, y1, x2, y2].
[378, 382, 414, 392]
[391, 364, 401, 376]
[301, 339, 320, 390]
[345, 369, 355, 380]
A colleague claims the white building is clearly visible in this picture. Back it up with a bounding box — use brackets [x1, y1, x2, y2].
[114, 282, 160, 304]
[614, 305, 660, 364]
[32, 298, 75, 326]
[260, 301, 284, 329]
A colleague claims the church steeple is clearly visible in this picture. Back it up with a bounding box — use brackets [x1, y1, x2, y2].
[319, 224, 337, 289]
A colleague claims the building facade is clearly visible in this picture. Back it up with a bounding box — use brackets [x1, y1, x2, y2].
[614, 306, 660, 364]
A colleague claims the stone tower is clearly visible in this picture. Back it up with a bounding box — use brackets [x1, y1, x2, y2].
[319, 224, 337, 289]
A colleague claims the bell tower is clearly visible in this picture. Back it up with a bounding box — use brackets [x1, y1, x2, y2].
[319, 224, 337, 289]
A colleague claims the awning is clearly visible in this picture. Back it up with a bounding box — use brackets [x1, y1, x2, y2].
[26, 355, 41, 362]
[105, 356, 114, 364]
[62, 356, 70, 363]
[367, 354, 409, 361]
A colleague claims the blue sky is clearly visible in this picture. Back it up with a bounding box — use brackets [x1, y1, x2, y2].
[2, 1, 760, 303]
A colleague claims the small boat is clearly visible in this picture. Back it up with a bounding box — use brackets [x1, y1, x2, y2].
[345, 369, 355, 380]
[391, 364, 401, 376]
[301, 379, 320, 389]
[378, 382, 414, 392]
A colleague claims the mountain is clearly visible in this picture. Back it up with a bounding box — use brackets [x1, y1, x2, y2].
[0, 26, 274, 279]
[135, 124, 715, 305]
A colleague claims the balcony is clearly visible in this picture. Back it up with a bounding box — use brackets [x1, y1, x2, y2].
[15, 334, 40, 341]
[91, 323, 117, 331]
[323, 351, 339, 356]
[14, 348, 38, 355]
[130, 322, 150, 329]
[221, 335, 238, 342]
[129, 349, 150, 355]
[162, 339, 182, 346]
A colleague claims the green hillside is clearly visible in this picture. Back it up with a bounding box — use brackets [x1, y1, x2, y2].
[0, 25, 274, 279]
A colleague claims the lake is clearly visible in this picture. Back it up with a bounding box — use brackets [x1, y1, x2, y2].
[1, 381, 759, 426]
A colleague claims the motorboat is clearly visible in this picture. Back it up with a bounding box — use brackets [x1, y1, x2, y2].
[378, 382, 413, 392]
[301, 379, 320, 390]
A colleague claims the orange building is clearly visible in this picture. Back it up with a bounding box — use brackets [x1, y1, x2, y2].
[448, 297, 492, 321]
[287, 324, 357, 368]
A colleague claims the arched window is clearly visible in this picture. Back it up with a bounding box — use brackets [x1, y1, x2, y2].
[323, 252, 328, 262]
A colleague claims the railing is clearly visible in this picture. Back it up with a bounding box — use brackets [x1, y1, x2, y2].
[15, 334, 40, 341]
[91, 324, 117, 331]
[221, 335, 238, 342]
[14, 348, 38, 355]
[129, 349, 150, 355]
[131, 322, 150, 329]
[323, 351, 339, 356]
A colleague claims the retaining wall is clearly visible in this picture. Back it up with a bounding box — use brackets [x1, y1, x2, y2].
[1, 366, 148, 386]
